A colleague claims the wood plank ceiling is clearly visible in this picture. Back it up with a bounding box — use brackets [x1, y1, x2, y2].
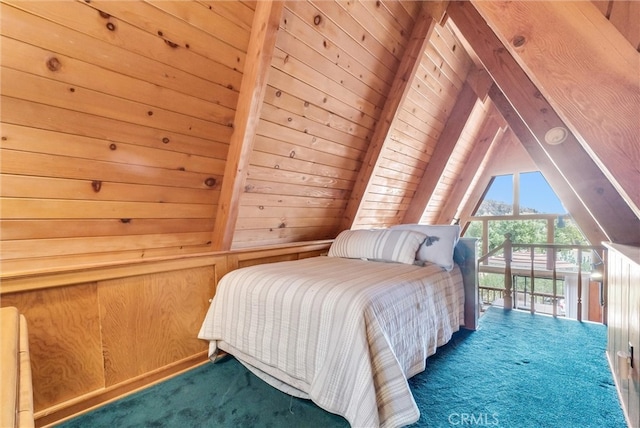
[1, 0, 638, 273]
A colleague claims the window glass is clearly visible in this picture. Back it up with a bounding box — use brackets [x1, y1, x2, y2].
[519, 172, 566, 214]
[476, 175, 513, 216]
[465, 220, 483, 246]
[554, 217, 588, 245]
[489, 219, 547, 245]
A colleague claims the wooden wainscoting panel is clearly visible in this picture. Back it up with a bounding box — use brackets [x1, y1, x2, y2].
[237, 249, 329, 268]
[628, 252, 640, 425]
[0, 283, 105, 412]
[297, 249, 328, 259]
[606, 243, 640, 427]
[97, 266, 215, 386]
[238, 253, 298, 269]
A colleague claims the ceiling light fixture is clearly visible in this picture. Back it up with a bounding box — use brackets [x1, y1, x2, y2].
[544, 126, 568, 145]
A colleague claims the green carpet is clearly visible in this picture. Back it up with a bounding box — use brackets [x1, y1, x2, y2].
[59, 308, 625, 427]
[408, 308, 625, 427]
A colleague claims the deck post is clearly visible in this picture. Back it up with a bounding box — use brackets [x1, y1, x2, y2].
[503, 233, 513, 310]
[529, 246, 536, 314]
[577, 248, 583, 321]
[552, 248, 558, 317]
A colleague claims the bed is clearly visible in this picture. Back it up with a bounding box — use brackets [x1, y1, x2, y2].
[198, 226, 478, 427]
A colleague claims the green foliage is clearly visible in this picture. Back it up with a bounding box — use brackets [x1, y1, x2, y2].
[554, 218, 588, 245]
[467, 199, 590, 311]
[465, 200, 588, 249]
[467, 219, 549, 248]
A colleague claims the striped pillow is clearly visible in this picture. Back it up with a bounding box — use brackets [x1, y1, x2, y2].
[328, 229, 426, 265]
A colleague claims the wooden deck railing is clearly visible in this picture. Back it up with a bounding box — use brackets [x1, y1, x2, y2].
[477, 234, 607, 322]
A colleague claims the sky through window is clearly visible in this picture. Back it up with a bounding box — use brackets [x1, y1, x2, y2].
[483, 172, 566, 214]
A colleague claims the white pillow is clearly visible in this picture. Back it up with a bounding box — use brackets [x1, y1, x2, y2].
[328, 229, 427, 265]
[389, 224, 461, 271]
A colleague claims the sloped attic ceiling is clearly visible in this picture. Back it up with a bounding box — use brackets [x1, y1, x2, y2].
[1, 1, 638, 272]
[445, 1, 640, 245]
[218, 0, 639, 248]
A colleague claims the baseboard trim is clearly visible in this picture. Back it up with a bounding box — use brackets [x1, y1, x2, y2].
[35, 351, 210, 427]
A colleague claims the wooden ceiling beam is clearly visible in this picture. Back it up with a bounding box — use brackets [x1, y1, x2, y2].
[471, 0, 640, 219]
[456, 171, 497, 235]
[403, 81, 479, 224]
[454, 104, 514, 232]
[436, 111, 505, 225]
[447, 1, 640, 245]
[340, 1, 445, 230]
[489, 87, 609, 246]
[456, 129, 533, 234]
[211, 0, 284, 250]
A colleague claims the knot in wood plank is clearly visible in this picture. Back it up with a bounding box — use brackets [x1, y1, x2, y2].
[512, 35, 526, 48]
[46, 57, 61, 72]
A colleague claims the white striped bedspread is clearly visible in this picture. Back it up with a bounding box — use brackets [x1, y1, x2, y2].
[198, 256, 464, 428]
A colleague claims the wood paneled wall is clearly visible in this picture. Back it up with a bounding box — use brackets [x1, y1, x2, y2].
[0, 241, 330, 427]
[234, 1, 421, 246]
[228, 1, 478, 245]
[2, 0, 637, 267]
[606, 243, 640, 427]
[0, 1, 253, 272]
[1, 0, 477, 263]
[1, 1, 637, 425]
[353, 21, 474, 229]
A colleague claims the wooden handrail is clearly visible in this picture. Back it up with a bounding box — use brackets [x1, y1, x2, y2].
[551, 247, 558, 317]
[477, 241, 507, 265]
[577, 247, 583, 321]
[478, 234, 607, 322]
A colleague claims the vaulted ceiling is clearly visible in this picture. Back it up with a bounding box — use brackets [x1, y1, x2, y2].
[218, 0, 640, 247]
[1, 0, 638, 273]
[446, 1, 640, 245]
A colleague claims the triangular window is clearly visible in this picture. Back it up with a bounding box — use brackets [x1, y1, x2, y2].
[477, 172, 566, 216]
[468, 171, 587, 247]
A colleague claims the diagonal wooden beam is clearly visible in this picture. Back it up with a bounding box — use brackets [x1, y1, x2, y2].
[456, 173, 496, 236]
[340, 1, 445, 231]
[453, 107, 512, 232]
[448, 1, 640, 245]
[490, 87, 609, 246]
[403, 82, 479, 223]
[211, 1, 284, 250]
[471, 0, 640, 219]
[455, 128, 533, 235]
[435, 111, 504, 225]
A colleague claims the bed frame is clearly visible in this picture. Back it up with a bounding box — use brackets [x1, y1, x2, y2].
[455, 237, 479, 330]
